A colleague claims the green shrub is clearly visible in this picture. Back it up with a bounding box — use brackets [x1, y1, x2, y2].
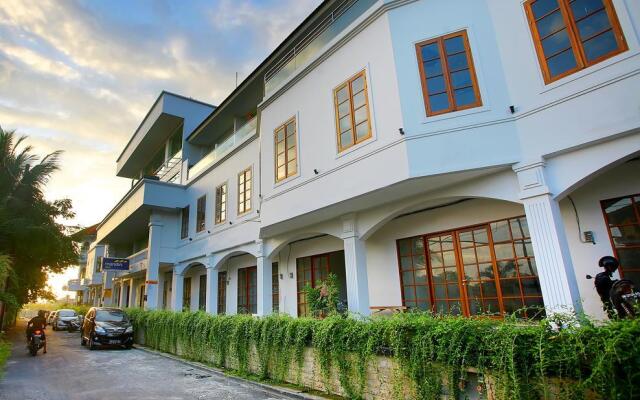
[0, 333, 11, 378]
[126, 309, 640, 400]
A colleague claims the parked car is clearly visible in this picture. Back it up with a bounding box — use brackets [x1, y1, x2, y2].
[46, 311, 57, 326]
[52, 309, 79, 331]
[81, 307, 133, 350]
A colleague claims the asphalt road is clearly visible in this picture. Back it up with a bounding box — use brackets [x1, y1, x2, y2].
[0, 319, 290, 400]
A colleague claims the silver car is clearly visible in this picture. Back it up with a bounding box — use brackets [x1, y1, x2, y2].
[52, 309, 78, 331]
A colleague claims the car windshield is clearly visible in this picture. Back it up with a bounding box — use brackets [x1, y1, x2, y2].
[57, 310, 76, 317]
[95, 310, 127, 322]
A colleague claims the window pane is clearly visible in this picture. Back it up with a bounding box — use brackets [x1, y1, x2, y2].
[340, 130, 353, 147]
[510, 218, 529, 239]
[398, 239, 411, 256]
[276, 129, 285, 142]
[541, 29, 572, 58]
[353, 91, 366, 109]
[287, 147, 296, 161]
[402, 272, 414, 285]
[354, 107, 367, 125]
[277, 154, 285, 167]
[336, 86, 348, 103]
[277, 166, 286, 180]
[522, 278, 542, 296]
[426, 76, 446, 94]
[571, 0, 605, 20]
[415, 269, 428, 284]
[481, 281, 497, 297]
[536, 10, 565, 38]
[286, 160, 296, 174]
[467, 282, 481, 298]
[450, 69, 472, 89]
[423, 59, 443, 77]
[429, 93, 449, 112]
[603, 198, 635, 225]
[430, 253, 443, 268]
[547, 48, 578, 77]
[447, 52, 468, 71]
[339, 115, 351, 132]
[479, 263, 494, 279]
[576, 9, 611, 40]
[356, 121, 369, 141]
[582, 30, 618, 62]
[618, 248, 640, 269]
[447, 284, 460, 298]
[498, 260, 518, 278]
[444, 36, 464, 55]
[531, 0, 559, 19]
[461, 247, 476, 265]
[518, 258, 538, 276]
[494, 243, 514, 259]
[421, 42, 440, 61]
[464, 265, 479, 280]
[286, 122, 295, 135]
[500, 279, 521, 297]
[404, 286, 415, 300]
[491, 221, 511, 242]
[454, 87, 476, 107]
[338, 101, 350, 117]
[415, 285, 430, 302]
[352, 76, 365, 93]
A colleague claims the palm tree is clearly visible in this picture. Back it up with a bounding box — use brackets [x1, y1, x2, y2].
[0, 126, 77, 329]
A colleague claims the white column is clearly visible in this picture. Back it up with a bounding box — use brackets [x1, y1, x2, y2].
[205, 262, 219, 315]
[171, 268, 184, 312]
[341, 214, 370, 316]
[515, 162, 582, 314]
[118, 282, 125, 307]
[145, 216, 163, 310]
[256, 240, 273, 316]
[129, 279, 137, 308]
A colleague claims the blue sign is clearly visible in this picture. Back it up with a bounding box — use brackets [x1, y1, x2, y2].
[102, 258, 130, 271]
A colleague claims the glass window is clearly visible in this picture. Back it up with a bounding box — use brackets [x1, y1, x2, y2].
[334, 71, 371, 152]
[272, 262, 279, 313]
[199, 274, 207, 311]
[237, 167, 252, 215]
[296, 251, 345, 317]
[196, 195, 206, 232]
[180, 206, 189, 239]
[601, 194, 640, 283]
[416, 30, 482, 116]
[183, 277, 191, 312]
[237, 266, 257, 314]
[217, 271, 227, 315]
[274, 118, 298, 182]
[524, 0, 627, 83]
[215, 183, 227, 224]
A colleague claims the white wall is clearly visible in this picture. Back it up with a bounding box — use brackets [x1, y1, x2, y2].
[559, 159, 640, 319]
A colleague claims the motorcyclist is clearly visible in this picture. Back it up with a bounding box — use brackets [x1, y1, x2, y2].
[26, 310, 47, 354]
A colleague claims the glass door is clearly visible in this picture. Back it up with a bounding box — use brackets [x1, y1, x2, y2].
[426, 233, 463, 315]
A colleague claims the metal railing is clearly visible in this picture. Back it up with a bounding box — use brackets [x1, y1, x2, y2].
[153, 150, 182, 183]
[188, 117, 257, 179]
[264, 0, 376, 95]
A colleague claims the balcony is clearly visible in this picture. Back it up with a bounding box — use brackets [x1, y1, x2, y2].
[152, 150, 182, 184]
[188, 117, 257, 179]
[127, 248, 148, 274]
[264, 0, 376, 95]
[90, 272, 103, 286]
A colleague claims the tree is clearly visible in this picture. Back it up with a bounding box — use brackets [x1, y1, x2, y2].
[0, 126, 78, 329]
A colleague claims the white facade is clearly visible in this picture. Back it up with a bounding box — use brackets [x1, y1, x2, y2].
[94, 0, 639, 321]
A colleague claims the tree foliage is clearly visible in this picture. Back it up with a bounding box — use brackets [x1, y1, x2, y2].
[0, 126, 77, 326]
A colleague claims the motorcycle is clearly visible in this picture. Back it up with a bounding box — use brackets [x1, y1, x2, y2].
[586, 273, 639, 319]
[28, 329, 46, 356]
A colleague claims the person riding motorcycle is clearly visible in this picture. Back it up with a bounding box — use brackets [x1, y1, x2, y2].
[26, 310, 47, 354]
[594, 256, 638, 319]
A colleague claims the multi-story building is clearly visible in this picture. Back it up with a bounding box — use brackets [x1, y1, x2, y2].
[93, 0, 639, 320]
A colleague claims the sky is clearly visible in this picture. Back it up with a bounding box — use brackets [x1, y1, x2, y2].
[0, 0, 321, 298]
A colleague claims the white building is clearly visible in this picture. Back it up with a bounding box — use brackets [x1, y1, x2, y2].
[93, 0, 639, 320]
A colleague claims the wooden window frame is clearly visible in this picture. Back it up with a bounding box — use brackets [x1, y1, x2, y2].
[180, 205, 189, 239]
[183, 276, 191, 312]
[237, 167, 252, 215]
[396, 215, 544, 319]
[600, 193, 640, 280]
[274, 117, 298, 182]
[196, 195, 206, 233]
[198, 274, 206, 311]
[237, 266, 257, 314]
[215, 183, 227, 225]
[217, 271, 227, 315]
[524, 0, 627, 84]
[272, 262, 279, 313]
[333, 70, 372, 153]
[415, 30, 482, 117]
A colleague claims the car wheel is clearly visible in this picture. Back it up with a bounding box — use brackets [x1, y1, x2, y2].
[125, 343, 133, 350]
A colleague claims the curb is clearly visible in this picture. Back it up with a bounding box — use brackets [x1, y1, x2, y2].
[133, 345, 328, 400]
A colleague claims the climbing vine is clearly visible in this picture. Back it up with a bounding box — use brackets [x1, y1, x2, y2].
[126, 308, 640, 400]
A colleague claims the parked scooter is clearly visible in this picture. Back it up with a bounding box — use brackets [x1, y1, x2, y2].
[587, 256, 639, 319]
[27, 329, 46, 356]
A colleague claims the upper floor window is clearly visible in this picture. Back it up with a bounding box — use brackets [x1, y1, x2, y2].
[238, 167, 252, 215]
[416, 30, 482, 116]
[524, 0, 627, 83]
[215, 183, 227, 224]
[196, 195, 206, 232]
[334, 71, 371, 152]
[274, 117, 297, 182]
[180, 205, 189, 239]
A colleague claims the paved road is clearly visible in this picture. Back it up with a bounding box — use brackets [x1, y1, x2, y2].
[0, 319, 289, 400]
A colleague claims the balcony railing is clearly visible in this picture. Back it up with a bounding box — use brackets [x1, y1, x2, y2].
[127, 248, 148, 273]
[264, 0, 376, 95]
[67, 279, 84, 291]
[188, 117, 257, 179]
[153, 150, 182, 183]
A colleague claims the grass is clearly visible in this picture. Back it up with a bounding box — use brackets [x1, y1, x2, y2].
[0, 333, 11, 378]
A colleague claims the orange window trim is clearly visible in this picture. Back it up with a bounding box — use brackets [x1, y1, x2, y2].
[415, 30, 482, 117]
[237, 167, 252, 215]
[274, 116, 298, 182]
[524, 0, 627, 84]
[333, 70, 372, 153]
[215, 183, 227, 224]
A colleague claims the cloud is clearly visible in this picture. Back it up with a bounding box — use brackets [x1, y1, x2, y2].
[0, 0, 321, 227]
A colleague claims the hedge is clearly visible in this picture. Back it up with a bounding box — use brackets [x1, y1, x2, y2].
[125, 309, 640, 400]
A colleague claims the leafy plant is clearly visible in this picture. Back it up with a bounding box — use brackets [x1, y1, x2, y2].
[304, 273, 341, 318]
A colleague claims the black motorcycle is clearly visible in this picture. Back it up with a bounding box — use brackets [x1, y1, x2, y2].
[587, 256, 639, 319]
[27, 329, 46, 356]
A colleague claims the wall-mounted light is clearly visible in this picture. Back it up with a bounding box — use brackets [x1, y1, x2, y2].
[399, 128, 405, 135]
[313, 169, 319, 175]
[229, 221, 233, 225]
[279, 273, 283, 280]
[207, 230, 211, 234]
[509, 105, 516, 114]
[289, 272, 294, 279]
[189, 238, 192, 241]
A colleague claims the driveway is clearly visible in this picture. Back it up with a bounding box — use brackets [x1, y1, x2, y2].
[0, 319, 290, 400]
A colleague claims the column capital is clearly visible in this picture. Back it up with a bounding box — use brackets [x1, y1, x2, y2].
[341, 213, 358, 239]
[255, 239, 265, 258]
[513, 161, 551, 200]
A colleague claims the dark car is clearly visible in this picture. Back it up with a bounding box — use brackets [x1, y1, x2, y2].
[81, 307, 134, 350]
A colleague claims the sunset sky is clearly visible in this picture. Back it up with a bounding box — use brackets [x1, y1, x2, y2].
[0, 0, 321, 298]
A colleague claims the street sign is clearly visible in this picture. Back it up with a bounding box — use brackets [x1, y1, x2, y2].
[102, 258, 130, 271]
